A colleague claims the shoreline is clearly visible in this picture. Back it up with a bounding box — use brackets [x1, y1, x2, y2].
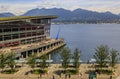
[51, 22, 120, 25]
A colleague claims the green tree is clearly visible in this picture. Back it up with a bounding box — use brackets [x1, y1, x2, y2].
[40, 55, 47, 70]
[73, 48, 81, 69]
[109, 49, 119, 69]
[27, 54, 36, 69]
[61, 47, 71, 71]
[94, 45, 109, 70]
[0, 54, 6, 72]
[6, 53, 16, 72]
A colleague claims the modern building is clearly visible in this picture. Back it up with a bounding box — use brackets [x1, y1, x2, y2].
[0, 16, 65, 59]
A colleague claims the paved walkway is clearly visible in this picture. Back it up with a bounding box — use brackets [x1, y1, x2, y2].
[0, 64, 119, 79]
[116, 76, 120, 79]
[14, 65, 31, 76]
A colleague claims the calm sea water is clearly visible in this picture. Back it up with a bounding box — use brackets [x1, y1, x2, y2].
[50, 24, 120, 63]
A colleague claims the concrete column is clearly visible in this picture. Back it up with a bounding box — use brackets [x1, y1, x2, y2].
[49, 54, 51, 60]
[32, 50, 34, 55]
[42, 47, 44, 51]
[26, 51, 28, 58]
[10, 27, 12, 40]
[2, 28, 5, 48]
[21, 54, 24, 59]
[37, 49, 39, 54]
[40, 48, 42, 51]
[18, 27, 20, 45]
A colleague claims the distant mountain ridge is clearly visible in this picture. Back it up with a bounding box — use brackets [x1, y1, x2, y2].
[0, 8, 120, 23]
[23, 8, 120, 22]
[0, 12, 15, 17]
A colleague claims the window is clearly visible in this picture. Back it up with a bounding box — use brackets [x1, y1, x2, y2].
[32, 32, 37, 36]
[32, 27, 37, 30]
[20, 28, 25, 31]
[12, 28, 18, 32]
[0, 29, 2, 33]
[4, 35, 11, 40]
[26, 27, 31, 30]
[20, 33, 26, 38]
[12, 34, 19, 39]
[0, 35, 2, 41]
[3, 28, 11, 32]
[26, 32, 31, 37]
[41, 19, 49, 24]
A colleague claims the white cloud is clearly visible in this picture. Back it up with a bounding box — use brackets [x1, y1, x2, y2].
[0, 3, 37, 15]
[0, 5, 10, 11]
[0, 0, 120, 15]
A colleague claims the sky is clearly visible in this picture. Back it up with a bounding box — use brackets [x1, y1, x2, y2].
[0, 0, 120, 15]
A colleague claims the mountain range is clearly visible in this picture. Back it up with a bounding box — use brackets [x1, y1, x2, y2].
[0, 8, 120, 23]
[0, 12, 15, 17]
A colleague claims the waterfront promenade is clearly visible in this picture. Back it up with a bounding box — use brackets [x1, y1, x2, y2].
[0, 64, 119, 79]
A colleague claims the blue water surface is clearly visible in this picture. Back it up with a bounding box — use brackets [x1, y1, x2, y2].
[50, 24, 120, 63]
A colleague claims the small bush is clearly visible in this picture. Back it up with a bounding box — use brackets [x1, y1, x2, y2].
[96, 69, 113, 75]
[95, 65, 108, 68]
[2, 69, 18, 74]
[34, 70, 40, 74]
[66, 69, 79, 75]
[33, 69, 48, 74]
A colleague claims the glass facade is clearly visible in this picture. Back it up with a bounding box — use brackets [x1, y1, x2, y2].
[0, 18, 51, 48]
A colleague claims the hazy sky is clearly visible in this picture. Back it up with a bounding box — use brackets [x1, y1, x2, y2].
[0, 0, 120, 15]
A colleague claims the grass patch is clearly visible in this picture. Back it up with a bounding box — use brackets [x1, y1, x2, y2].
[2, 69, 18, 74]
[33, 69, 48, 74]
[66, 69, 79, 75]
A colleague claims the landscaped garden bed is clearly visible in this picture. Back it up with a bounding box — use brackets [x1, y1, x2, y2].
[1, 69, 18, 74]
[32, 69, 48, 74]
[66, 69, 79, 75]
[95, 69, 113, 75]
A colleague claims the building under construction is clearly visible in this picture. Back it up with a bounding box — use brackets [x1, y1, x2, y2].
[0, 16, 65, 59]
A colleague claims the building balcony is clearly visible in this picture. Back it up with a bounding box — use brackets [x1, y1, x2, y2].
[0, 38, 65, 56]
[0, 35, 46, 43]
[0, 29, 44, 35]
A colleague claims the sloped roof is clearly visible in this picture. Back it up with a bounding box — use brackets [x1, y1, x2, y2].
[0, 15, 58, 23]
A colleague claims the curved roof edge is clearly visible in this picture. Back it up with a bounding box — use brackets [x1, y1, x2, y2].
[0, 15, 58, 22]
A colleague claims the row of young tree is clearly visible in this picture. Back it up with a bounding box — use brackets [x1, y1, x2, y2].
[94, 45, 119, 71]
[61, 47, 81, 72]
[0, 45, 119, 74]
[27, 54, 48, 71]
[0, 53, 48, 74]
[27, 47, 81, 73]
[61, 45, 119, 74]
